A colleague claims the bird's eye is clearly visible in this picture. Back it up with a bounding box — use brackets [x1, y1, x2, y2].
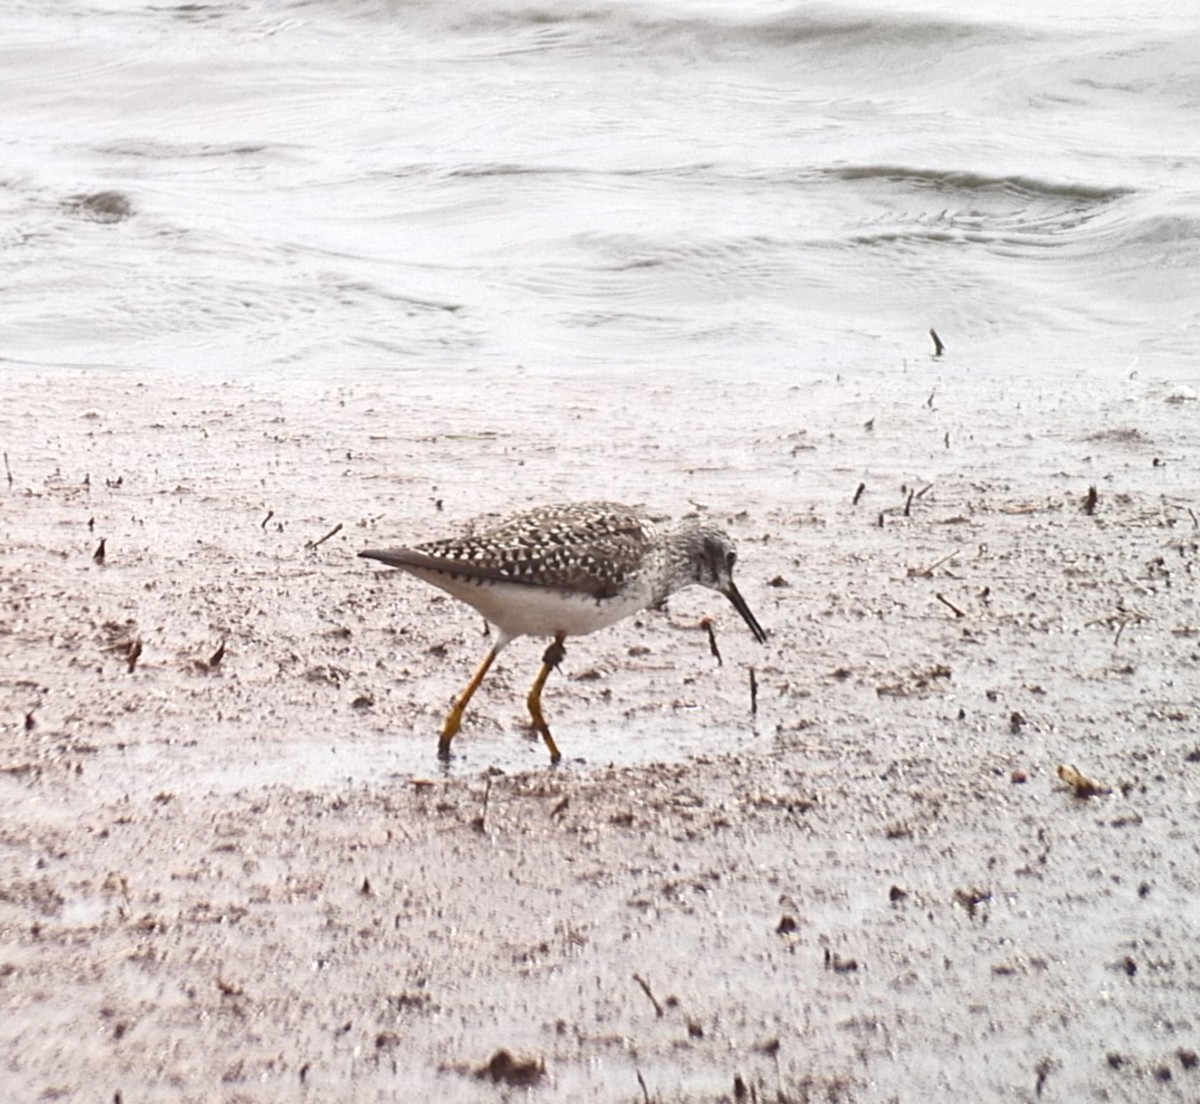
[725, 550, 737, 571]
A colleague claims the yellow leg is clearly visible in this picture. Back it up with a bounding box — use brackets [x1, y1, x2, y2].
[438, 645, 500, 760]
[526, 633, 567, 765]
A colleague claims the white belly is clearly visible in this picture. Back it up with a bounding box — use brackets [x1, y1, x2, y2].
[408, 568, 653, 640]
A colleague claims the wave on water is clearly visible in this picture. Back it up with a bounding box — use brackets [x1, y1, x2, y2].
[820, 164, 1135, 252]
[302, 0, 1025, 59]
[6, 0, 1197, 374]
[816, 163, 1198, 284]
[828, 166, 1131, 205]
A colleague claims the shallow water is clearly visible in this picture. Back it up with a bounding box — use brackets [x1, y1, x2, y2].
[3, 0, 1198, 380]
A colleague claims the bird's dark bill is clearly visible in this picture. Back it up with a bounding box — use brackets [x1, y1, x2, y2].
[723, 582, 768, 644]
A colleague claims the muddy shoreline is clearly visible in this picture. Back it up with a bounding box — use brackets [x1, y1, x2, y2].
[3, 366, 1199, 1102]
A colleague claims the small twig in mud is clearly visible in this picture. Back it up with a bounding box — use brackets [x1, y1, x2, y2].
[103, 872, 132, 917]
[823, 947, 859, 973]
[863, 417, 875, 432]
[632, 974, 665, 1018]
[126, 638, 143, 674]
[749, 666, 758, 716]
[852, 481, 866, 506]
[935, 592, 965, 619]
[929, 328, 945, 357]
[260, 510, 274, 529]
[926, 388, 936, 409]
[3, 452, 11, 488]
[944, 431, 950, 449]
[908, 549, 960, 578]
[700, 617, 722, 666]
[208, 640, 226, 668]
[1189, 507, 1198, 528]
[87, 517, 95, 532]
[877, 512, 885, 529]
[1034, 1056, 1058, 1097]
[1057, 764, 1111, 799]
[471, 776, 493, 834]
[1114, 618, 1136, 647]
[93, 537, 106, 564]
[915, 483, 934, 499]
[306, 522, 343, 550]
[215, 975, 244, 999]
[636, 1069, 651, 1104]
[1086, 607, 1149, 648]
[903, 490, 915, 517]
[953, 886, 992, 919]
[1082, 485, 1098, 516]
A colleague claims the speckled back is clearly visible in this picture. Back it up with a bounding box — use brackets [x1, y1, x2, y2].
[411, 501, 663, 598]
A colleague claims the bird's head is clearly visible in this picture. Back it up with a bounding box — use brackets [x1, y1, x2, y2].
[673, 523, 768, 644]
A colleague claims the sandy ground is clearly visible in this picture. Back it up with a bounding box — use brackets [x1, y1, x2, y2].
[2, 363, 1199, 1103]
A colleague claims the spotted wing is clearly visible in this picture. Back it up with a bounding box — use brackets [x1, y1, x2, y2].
[362, 502, 660, 598]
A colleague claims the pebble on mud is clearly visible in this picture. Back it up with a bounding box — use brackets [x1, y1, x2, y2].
[475, 1049, 545, 1086]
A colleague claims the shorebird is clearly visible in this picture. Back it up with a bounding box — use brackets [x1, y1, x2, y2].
[359, 501, 767, 764]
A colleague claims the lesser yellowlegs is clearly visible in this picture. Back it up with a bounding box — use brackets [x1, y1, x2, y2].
[359, 500, 767, 764]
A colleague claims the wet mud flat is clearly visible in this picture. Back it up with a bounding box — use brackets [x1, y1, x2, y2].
[2, 366, 1199, 1102]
